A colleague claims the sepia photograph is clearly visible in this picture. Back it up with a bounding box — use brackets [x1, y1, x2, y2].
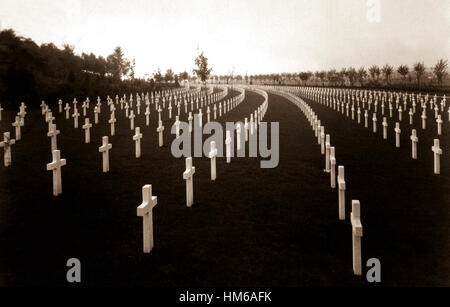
[0, 0, 449, 298]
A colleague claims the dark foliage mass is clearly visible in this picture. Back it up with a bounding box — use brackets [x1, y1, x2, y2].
[0, 29, 165, 108]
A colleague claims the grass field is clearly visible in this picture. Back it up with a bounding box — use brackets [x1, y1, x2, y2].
[0, 88, 448, 286]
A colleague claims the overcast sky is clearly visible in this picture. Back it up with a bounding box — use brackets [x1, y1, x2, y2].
[1, 0, 449, 77]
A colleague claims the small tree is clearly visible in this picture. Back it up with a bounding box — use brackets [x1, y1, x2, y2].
[397, 65, 409, 82]
[369, 65, 381, 81]
[315, 71, 326, 86]
[179, 71, 189, 81]
[346, 67, 357, 86]
[433, 59, 448, 87]
[299, 72, 311, 85]
[106, 46, 131, 80]
[327, 69, 338, 86]
[413, 62, 426, 86]
[193, 51, 212, 89]
[165, 68, 174, 83]
[381, 64, 393, 84]
[153, 68, 163, 83]
[357, 67, 367, 86]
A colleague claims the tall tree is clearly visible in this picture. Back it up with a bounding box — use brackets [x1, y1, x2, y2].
[153, 68, 163, 83]
[193, 51, 212, 88]
[433, 59, 448, 87]
[346, 67, 357, 86]
[369, 65, 381, 81]
[106, 46, 131, 80]
[413, 62, 426, 86]
[397, 65, 409, 81]
[299, 72, 311, 85]
[357, 67, 367, 86]
[165, 68, 174, 83]
[381, 64, 394, 84]
[179, 71, 189, 81]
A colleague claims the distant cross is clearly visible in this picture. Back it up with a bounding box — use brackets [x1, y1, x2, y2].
[133, 127, 143, 158]
[0, 132, 15, 167]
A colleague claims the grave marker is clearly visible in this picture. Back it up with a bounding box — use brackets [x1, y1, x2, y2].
[338, 166, 346, 220]
[137, 184, 158, 253]
[133, 127, 143, 158]
[208, 141, 218, 181]
[432, 139, 442, 174]
[351, 200, 363, 276]
[410, 129, 418, 159]
[98, 136, 112, 172]
[82, 118, 92, 143]
[46, 149, 66, 196]
[0, 132, 15, 167]
[183, 157, 195, 207]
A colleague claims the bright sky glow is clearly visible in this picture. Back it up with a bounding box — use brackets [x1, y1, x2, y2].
[1, 0, 449, 77]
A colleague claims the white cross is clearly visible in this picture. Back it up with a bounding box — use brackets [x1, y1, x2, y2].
[82, 118, 92, 143]
[364, 110, 368, 128]
[72, 109, 80, 128]
[58, 100, 63, 113]
[183, 157, 196, 207]
[225, 130, 231, 163]
[330, 146, 336, 188]
[188, 112, 193, 133]
[436, 115, 443, 135]
[324, 134, 330, 173]
[125, 103, 130, 117]
[133, 127, 143, 158]
[372, 113, 377, 133]
[46, 149, 66, 196]
[382, 117, 388, 139]
[410, 129, 418, 159]
[11, 116, 22, 141]
[208, 141, 218, 181]
[64, 103, 71, 120]
[432, 139, 442, 174]
[47, 123, 60, 152]
[137, 184, 158, 253]
[157, 120, 165, 147]
[394, 122, 401, 148]
[338, 166, 346, 220]
[128, 111, 136, 131]
[93, 106, 99, 124]
[0, 132, 15, 167]
[108, 116, 116, 136]
[351, 200, 363, 275]
[98, 136, 112, 172]
[421, 111, 427, 130]
[158, 107, 162, 122]
[175, 116, 180, 139]
[82, 101, 88, 116]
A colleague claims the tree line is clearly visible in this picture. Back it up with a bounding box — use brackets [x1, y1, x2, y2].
[210, 60, 449, 90]
[0, 29, 178, 108]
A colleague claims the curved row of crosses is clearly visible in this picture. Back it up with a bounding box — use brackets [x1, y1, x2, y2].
[0, 84, 269, 256]
[263, 86, 364, 277]
[292, 87, 447, 175]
